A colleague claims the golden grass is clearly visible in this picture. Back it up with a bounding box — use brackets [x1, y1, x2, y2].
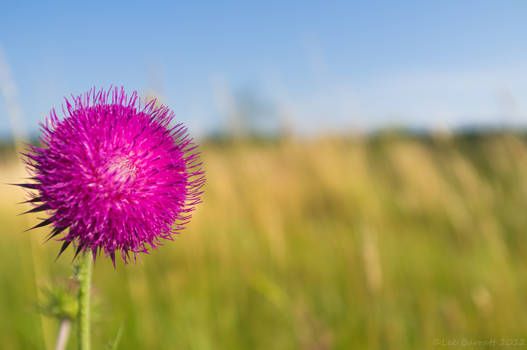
[0, 134, 527, 349]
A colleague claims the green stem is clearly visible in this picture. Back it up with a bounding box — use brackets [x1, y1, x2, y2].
[76, 253, 92, 350]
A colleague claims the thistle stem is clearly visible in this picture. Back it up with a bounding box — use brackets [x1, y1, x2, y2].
[76, 253, 92, 350]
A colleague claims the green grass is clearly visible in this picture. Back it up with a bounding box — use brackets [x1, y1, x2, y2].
[1, 133, 527, 349]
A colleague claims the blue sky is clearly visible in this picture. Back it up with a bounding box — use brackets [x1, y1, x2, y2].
[1, 1, 526, 136]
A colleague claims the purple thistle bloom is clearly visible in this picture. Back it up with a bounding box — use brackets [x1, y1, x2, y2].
[18, 87, 205, 265]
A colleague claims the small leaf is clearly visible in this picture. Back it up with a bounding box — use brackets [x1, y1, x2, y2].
[106, 323, 124, 350]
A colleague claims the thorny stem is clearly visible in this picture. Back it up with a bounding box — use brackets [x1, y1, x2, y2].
[76, 253, 92, 350]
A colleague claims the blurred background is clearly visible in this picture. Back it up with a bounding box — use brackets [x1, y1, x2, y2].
[2, 1, 527, 349]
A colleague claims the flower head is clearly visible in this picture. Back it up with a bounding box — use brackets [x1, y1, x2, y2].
[19, 87, 205, 264]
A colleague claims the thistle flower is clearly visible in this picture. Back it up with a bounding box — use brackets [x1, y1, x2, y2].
[18, 87, 205, 264]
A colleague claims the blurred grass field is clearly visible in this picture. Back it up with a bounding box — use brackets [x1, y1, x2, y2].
[1, 132, 527, 349]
